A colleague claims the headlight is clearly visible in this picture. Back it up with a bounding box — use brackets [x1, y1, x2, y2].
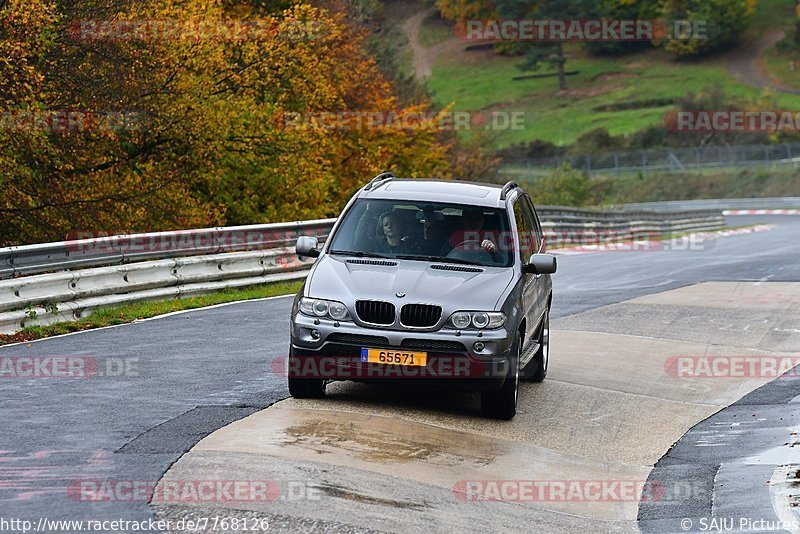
[483, 312, 506, 329]
[449, 311, 506, 330]
[451, 312, 472, 329]
[299, 298, 315, 315]
[328, 301, 348, 320]
[299, 298, 351, 321]
[313, 300, 329, 316]
[472, 312, 490, 329]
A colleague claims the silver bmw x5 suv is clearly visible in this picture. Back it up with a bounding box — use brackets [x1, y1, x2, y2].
[289, 173, 556, 419]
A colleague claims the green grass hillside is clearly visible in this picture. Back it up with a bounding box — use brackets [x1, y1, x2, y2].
[421, 0, 800, 148]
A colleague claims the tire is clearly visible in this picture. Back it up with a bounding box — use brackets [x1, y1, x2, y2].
[288, 377, 326, 398]
[480, 332, 520, 420]
[525, 308, 550, 383]
[287, 347, 326, 399]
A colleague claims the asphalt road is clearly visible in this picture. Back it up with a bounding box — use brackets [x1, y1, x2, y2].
[640, 368, 800, 533]
[0, 215, 798, 532]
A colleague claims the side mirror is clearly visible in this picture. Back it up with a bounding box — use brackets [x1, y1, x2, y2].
[523, 253, 557, 275]
[296, 236, 320, 259]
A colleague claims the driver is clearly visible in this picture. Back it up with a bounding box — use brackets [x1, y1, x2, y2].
[453, 209, 497, 252]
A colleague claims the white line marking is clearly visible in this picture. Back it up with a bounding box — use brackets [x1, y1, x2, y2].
[770, 466, 800, 532]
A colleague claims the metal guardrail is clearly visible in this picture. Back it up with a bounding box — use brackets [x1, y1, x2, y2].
[0, 248, 315, 334]
[506, 143, 800, 176]
[538, 206, 724, 220]
[0, 219, 336, 280]
[0, 207, 727, 334]
[615, 198, 800, 212]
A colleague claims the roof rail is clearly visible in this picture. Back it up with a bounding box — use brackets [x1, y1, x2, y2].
[499, 181, 519, 201]
[364, 171, 395, 191]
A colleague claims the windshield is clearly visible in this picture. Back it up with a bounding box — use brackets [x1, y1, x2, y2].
[327, 199, 513, 268]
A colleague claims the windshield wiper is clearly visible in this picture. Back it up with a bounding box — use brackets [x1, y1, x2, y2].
[329, 249, 391, 259]
[396, 254, 486, 267]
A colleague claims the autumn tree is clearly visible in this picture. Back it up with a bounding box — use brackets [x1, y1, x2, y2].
[0, 0, 452, 245]
[494, 0, 600, 90]
[655, 0, 755, 56]
[436, 0, 496, 20]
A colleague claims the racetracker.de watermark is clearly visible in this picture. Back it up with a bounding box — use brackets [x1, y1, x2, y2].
[0, 111, 142, 133]
[664, 356, 800, 379]
[273, 354, 508, 380]
[444, 229, 716, 253]
[453, 479, 707, 503]
[281, 111, 526, 131]
[666, 110, 800, 132]
[67, 479, 320, 502]
[0, 356, 139, 379]
[457, 19, 710, 41]
[67, 19, 322, 42]
[65, 227, 329, 254]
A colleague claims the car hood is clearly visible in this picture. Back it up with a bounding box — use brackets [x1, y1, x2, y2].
[306, 254, 514, 311]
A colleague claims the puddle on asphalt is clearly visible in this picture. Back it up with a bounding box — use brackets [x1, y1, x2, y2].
[283, 419, 497, 466]
[745, 425, 800, 466]
[316, 483, 431, 510]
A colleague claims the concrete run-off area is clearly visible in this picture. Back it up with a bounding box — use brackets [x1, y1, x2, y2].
[154, 282, 800, 533]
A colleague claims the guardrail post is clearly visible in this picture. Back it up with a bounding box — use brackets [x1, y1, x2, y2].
[641, 152, 647, 178]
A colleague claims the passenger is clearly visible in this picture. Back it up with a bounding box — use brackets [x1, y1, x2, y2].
[355, 206, 419, 255]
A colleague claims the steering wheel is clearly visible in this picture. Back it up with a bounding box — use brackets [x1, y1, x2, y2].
[450, 239, 485, 251]
[446, 239, 494, 262]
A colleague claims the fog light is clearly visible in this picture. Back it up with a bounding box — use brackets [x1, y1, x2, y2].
[473, 341, 485, 352]
[310, 329, 321, 340]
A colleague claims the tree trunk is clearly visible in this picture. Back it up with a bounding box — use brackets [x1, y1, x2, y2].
[556, 42, 567, 90]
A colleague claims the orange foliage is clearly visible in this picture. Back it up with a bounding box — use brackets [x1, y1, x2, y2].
[0, 0, 452, 245]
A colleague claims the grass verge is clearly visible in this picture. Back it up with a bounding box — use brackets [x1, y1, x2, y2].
[0, 279, 303, 347]
[763, 45, 800, 90]
[590, 167, 800, 204]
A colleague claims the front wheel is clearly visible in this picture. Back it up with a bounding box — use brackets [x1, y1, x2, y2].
[288, 377, 326, 398]
[524, 308, 550, 383]
[287, 347, 326, 399]
[480, 332, 520, 420]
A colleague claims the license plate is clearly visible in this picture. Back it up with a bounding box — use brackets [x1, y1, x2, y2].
[361, 348, 427, 367]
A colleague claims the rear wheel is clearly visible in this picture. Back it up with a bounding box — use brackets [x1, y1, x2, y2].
[480, 332, 520, 420]
[287, 347, 326, 399]
[525, 308, 550, 383]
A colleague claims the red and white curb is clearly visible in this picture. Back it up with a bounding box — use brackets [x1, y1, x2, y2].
[550, 224, 775, 255]
[723, 209, 800, 216]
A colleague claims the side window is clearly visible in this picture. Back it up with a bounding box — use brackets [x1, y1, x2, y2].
[513, 197, 533, 264]
[522, 195, 542, 253]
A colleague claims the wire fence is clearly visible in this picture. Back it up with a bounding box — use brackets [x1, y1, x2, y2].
[502, 142, 800, 177]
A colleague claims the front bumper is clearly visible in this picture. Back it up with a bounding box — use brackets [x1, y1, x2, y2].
[289, 313, 515, 391]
